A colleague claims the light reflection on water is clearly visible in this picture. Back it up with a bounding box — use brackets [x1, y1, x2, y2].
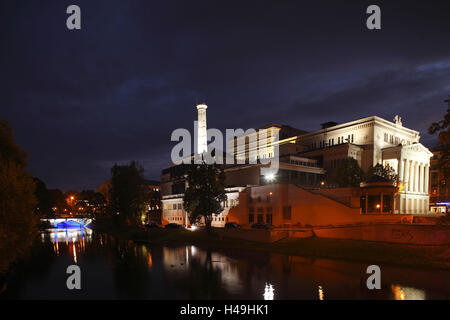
[391, 284, 426, 300]
[45, 228, 93, 263]
[318, 285, 325, 300]
[2, 230, 449, 300]
[264, 283, 275, 300]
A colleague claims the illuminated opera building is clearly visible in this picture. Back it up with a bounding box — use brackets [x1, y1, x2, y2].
[160, 103, 434, 228]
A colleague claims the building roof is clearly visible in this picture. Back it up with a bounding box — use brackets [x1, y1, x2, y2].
[299, 115, 420, 139]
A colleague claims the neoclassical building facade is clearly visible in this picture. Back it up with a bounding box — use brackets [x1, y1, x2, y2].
[383, 143, 432, 214]
[161, 104, 434, 228]
[297, 116, 433, 214]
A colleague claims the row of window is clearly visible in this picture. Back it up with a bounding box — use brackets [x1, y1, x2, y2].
[383, 133, 412, 146]
[163, 203, 183, 210]
[164, 199, 238, 211]
[168, 216, 183, 222]
[249, 207, 273, 214]
[289, 160, 317, 167]
[249, 213, 273, 224]
[248, 206, 292, 220]
[223, 199, 238, 207]
[311, 134, 355, 150]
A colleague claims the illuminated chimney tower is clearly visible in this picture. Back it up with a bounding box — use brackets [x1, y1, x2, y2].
[196, 103, 208, 154]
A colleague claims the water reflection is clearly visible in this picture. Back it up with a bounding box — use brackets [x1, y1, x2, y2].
[44, 228, 93, 263]
[392, 284, 426, 300]
[162, 246, 243, 296]
[2, 230, 450, 300]
[264, 283, 275, 300]
[318, 285, 325, 300]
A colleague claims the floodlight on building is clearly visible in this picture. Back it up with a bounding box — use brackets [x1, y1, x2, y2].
[265, 173, 275, 181]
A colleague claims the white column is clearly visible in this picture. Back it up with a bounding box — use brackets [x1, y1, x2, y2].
[424, 165, 429, 194]
[413, 162, 418, 192]
[405, 159, 410, 192]
[398, 158, 404, 182]
[418, 164, 422, 193]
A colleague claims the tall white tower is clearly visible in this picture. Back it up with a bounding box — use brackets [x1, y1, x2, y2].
[196, 103, 208, 154]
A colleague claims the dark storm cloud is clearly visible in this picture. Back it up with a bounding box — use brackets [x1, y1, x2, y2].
[1, 0, 449, 190]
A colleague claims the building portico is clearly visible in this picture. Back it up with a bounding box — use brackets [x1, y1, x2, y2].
[382, 143, 433, 214]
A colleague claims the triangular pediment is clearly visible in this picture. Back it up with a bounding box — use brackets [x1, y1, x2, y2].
[401, 143, 433, 156]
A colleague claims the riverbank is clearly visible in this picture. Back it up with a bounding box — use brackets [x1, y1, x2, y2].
[94, 222, 450, 271]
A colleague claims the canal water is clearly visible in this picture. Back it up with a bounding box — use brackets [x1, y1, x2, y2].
[1, 228, 450, 300]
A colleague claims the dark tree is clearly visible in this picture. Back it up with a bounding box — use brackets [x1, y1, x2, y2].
[147, 189, 161, 209]
[428, 94, 450, 178]
[328, 157, 364, 187]
[33, 177, 52, 216]
[109, 161, 147, 226]
[183, 161, 227, 228]
[48, 189, 68, 215]
[78, 190, 106, 216]
[366, 163, 397, 183]
[139, 182, 161, 224]
[0, 119, 38, 273]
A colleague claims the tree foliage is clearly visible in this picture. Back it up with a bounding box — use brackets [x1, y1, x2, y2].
[183, 161, 227, 228]
[78, 190, 106, 216]
[328, 157, 364, 187]
[48, 188, 68, 214]
[366, 163, 398, 183]
[428, 95, 450, 177]
[147, 188, 161, 210]
[109, 161, 147, 226]
[0, 119, 38, 274]
[33, 177, 52, 216]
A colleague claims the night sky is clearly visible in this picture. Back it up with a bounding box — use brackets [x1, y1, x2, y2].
[1, 0, 449, 191]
